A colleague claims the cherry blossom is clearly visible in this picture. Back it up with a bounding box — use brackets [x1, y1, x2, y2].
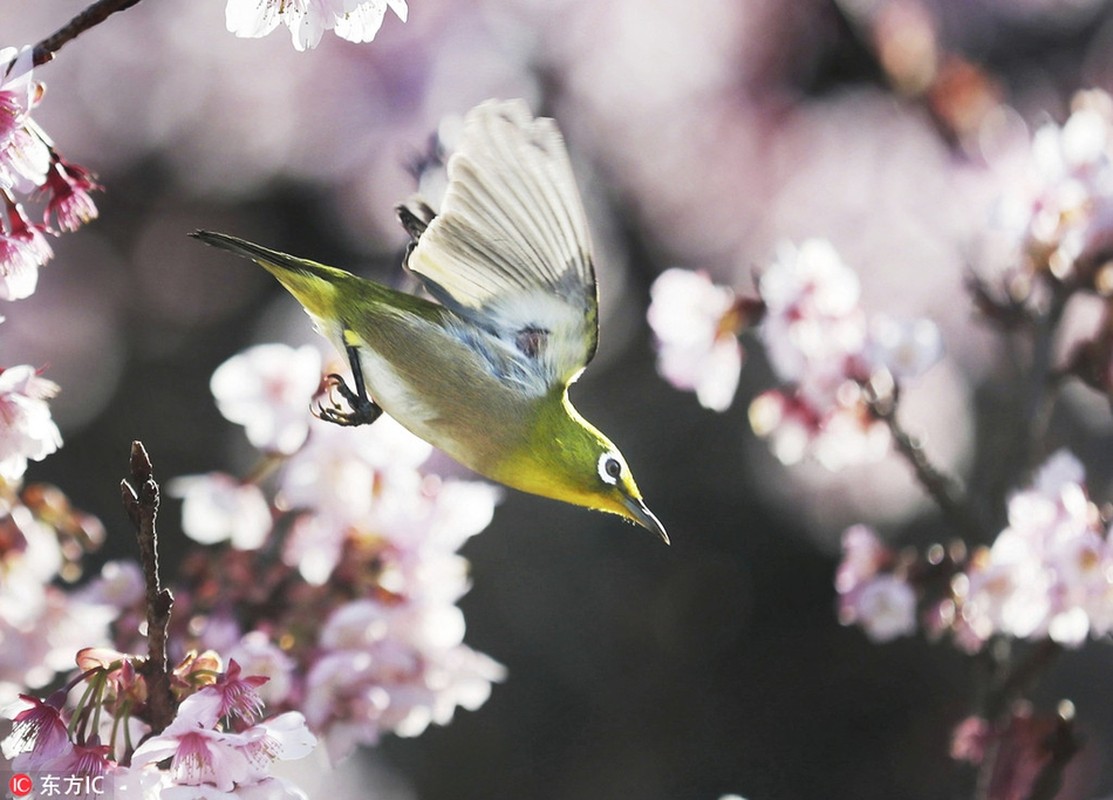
[0, 364, 62, 481]
[835, 524, 917, 642]
[0, 46, 96, 301]
[304, 596, 505, 762]
[277, 414, 436, 583]
[195, 660, 270, 724]
[0, 47, 45, 194]
[647, 268, 747, 411]
[991, 88, 1113, 281]
[1, 693, 70, 767]
[0, 48, 35, 142]
[42, 156, 100, 233]
[130, 714, 253, 791]
[837, 450, 1113, 653]
[210, 344, 323, 455]
[757, 239, 869, 408]
[159, 341, 504, 766]
[651, 240, 942, 469]
[0, 196, 52, 300]
[958, 450, 1111, 649]
[225, 0, 408, 51]
[73, 560, 146, 609]
[749, 240, 939, 467]
[169, 473, 273, 549]
[131, 691, 314, 794]
[226, 633, 295, 707]
[866, 314, 944, 384]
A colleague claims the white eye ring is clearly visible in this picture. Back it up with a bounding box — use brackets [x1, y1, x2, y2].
[598, 453, 622, 485]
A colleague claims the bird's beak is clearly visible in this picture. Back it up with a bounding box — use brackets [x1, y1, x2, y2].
[621, 494, 669, 545]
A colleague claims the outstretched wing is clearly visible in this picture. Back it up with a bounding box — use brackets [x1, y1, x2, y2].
[399, 99, 598, 394]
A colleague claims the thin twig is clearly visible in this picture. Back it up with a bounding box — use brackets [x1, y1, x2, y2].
[121, 440, 176, 734]
[1, 0, 148, 73]
[1025, 711, 1080, 800]
[869, 391, 986, 543]
[974, 640, 1066, 800]
[989, 640, 1062, 721]
[1021, 287, 1069, 473]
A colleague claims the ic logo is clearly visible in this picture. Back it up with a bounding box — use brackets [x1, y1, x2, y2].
[8, 773, 33, 797]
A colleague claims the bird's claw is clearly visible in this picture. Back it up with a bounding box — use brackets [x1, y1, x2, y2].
[312, 373, 383, 427]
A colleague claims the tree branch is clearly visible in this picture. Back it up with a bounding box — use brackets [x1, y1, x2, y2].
[3, 0, 149, 71]
[120, 440, 175, 734]
[868, 390, 986, 543]
[1025, 708, 1080, 800]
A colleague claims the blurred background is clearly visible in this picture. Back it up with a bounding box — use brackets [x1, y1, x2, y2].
[6, 0, 1113, 797]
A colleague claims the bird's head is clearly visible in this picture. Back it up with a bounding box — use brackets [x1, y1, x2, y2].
[501, 390, 668, 543]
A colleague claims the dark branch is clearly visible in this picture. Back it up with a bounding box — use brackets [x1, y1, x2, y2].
[10, 0, 148, 70]
[121, 440, 175, 734]
[867, 390, 986, 543]
[1024, 709, 1081, 800]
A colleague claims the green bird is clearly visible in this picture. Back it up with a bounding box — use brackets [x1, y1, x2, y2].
[192, 99, 667, 543]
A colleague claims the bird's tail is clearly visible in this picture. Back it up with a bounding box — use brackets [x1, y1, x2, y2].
[190, 230, 349, 319]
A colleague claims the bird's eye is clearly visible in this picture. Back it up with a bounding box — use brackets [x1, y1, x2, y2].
[598, 454, 623, 485]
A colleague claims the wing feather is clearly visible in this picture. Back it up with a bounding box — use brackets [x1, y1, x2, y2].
[400, 99, 599, 390]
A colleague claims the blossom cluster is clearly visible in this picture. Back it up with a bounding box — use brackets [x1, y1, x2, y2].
[225, 0, 408, 51]
[2, 342, 503, 795]
[0, 362, 114, 707]
[3, 652, 316, 799]
[992, 89, 1113, 287]
[169, 343, 505, 762]
[0, 483, 115, 707]
[0, 365, 62, 484]
[648, 239, 942, 469]
[0, 46, 99, 301]
[836, 450, 1113, 651]
[644, 88, 1113, 790]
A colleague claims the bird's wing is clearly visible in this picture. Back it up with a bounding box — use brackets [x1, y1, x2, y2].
[400, 99, 598, 394]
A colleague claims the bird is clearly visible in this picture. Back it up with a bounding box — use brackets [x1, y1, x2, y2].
[192, 99, 667, 543]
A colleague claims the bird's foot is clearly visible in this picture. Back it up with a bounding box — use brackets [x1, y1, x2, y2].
[313, 372, 383, 427]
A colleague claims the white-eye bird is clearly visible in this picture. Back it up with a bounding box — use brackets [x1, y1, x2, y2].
[192, 99, 667, 543]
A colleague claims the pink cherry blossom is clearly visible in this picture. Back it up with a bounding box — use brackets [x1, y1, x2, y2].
[0, 47, 35, 144]
[647, 268, 746, 412]
[225, 0, 408, 51]
[0, 49, 49, 195]
[0, 508, 114, 702]
[41, 156, 100, 233]
[39, 741, 113, 800]
[991, 89, 1113, 280]
[956, 450, 1113, 649]
[210, 344, 322, 455]
[835, 524, 890, 596]
[866, 314, 943, 383]
[226, 633, 295, 707]
[132, 692, 315, 795]
[334, 0, 410, 44]
[304, 597, 504, 762]
[236, 712, 316, 782]
[0, 196, 52, 301]
[846, 574, 918, 642]
[277, 414, 437, 583]
[745, 239, 939, 469]
[0, 126, 50, 193]
[758, 239, 868, 407]
[836, 525, 917, 642]
[187, 660, 271, 726]
[130, 702, 253, 791]
[73, 560, 146, 609]
[747, 388, 889, 469]
[169, 473, 273, 549]
[0, 364, 62, 481]
[1, 693, 70, 767]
